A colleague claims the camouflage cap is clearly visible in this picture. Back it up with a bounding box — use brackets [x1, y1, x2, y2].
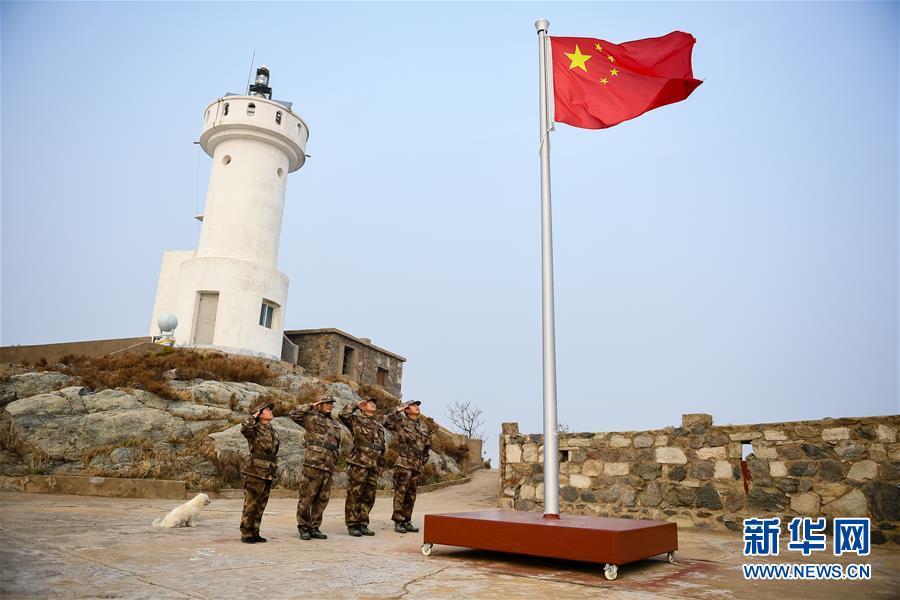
[313, 396, 335, 406]
[251, 399, 275, 414]
[403, 400, 422, 408]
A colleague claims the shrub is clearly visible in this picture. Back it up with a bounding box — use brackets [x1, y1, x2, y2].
[430, 432, 469, 465]
[45, 350, 275, 400]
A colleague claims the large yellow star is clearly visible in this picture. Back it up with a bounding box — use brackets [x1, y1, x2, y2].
[565, 45, 592, 72]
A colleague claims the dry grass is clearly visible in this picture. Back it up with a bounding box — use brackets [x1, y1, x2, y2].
[44, 350, 275, 400]
[430, 432, 469, 464]
[25, 450, 51, 475]
[79, 427, 230, 489]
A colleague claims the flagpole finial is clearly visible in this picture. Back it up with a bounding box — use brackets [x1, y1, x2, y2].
[535, 19, 550, 33]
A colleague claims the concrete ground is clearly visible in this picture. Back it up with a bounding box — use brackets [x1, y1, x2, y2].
[1, 470, 897, 599]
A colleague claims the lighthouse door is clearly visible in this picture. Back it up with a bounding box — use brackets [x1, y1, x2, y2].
[194, 292, 219, 345]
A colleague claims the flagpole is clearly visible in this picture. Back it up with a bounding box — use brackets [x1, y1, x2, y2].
[535, 18, 559, 519]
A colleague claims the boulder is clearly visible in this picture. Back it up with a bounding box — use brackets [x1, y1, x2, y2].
[1, 371, 75, 404]
[656, 447, 687, 464]
[822, 427, 850, 441]
[208, 417, 306, 483]
[862, 481, 900, 521]
[818, 460, 844, 482]
[632, 462, 662, 480]
[791, 492, 821, 515]
[633, 434, 654, 449]
[639, 481, 662, 507]
[822, 489, 869, 518]
[695, 483, 723, 510]
[667, 465, 687, 481]
[747, 489, 788, 512]
[695, 447, 726, 460]
[4, 387, 194, 460]
[176, 380, 274, 411]
[600, 483, 636, 506]
[846, 460, 878, 482]
[834, 441, 866, 461]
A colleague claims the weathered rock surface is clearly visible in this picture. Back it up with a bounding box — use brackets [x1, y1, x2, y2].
[5, 387, 195, 459]
[1, 372, 462, 490]
[0, 371, 75, 407]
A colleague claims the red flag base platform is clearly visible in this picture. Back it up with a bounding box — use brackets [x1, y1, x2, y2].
[421, 510, 678, 580]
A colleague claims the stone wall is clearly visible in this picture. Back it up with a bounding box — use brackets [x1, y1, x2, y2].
[0, 337, 157, 366]
[499, 414, 900, 544]
[285, 329, 404, 397]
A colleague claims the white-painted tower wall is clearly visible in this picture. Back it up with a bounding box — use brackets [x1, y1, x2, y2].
[149, 83, 309, 360]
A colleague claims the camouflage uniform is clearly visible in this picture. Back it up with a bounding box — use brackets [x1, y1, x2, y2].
[290, 402, 343, 534]
[384, 405, 430, 526]
[240, 403, 279, 541]
[339, 402, 386, 532]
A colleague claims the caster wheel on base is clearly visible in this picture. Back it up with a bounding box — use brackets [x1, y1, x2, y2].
[667, 551, 677, 565]
[604, 564, 618, 581]
[421, 543, 433, 556]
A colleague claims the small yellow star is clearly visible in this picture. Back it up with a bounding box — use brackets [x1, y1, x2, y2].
[594, 43, 603, 52]
[600, 77, 608, 85]
[610, 68, 619, 76]
[607, 54, 615, 63]
[564, 44, 592, 72]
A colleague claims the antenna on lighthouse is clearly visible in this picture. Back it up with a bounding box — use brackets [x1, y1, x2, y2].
[244, 50, 256, 94]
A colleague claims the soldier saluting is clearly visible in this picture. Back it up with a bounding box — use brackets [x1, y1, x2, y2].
[339, 393, 386, 537]
[384, 400, 430, 534]
[290, 396, 342, 541]
[239, 398, 279, 544]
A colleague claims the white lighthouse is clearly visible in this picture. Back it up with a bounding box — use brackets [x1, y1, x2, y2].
[149, 66, 309, 359]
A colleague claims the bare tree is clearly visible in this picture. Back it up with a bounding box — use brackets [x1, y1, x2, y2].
[445, 400, 485, 441]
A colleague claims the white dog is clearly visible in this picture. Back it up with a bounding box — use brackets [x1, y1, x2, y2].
[152, 493, 211, 528]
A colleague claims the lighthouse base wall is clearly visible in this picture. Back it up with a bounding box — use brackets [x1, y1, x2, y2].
[152, 255, 288, 360]
[149, 250, 197, 336]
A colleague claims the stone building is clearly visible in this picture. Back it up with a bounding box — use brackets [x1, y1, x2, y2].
[499, 413, 900, 544]
[283, 329, 405, 397]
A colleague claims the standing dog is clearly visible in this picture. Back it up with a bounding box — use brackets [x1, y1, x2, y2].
[152, 493, 211, 528]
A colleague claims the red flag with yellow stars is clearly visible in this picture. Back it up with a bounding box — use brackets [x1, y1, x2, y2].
[550, 31, 701, 129]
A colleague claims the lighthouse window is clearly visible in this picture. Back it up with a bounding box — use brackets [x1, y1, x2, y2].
[259, 301, 276, 329]
[247, 103, 256, 116]
[275, 111, 282, 125]
[224, 103, 230, 116]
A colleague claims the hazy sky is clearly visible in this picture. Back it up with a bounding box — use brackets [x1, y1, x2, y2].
[2, 2, 897, 461]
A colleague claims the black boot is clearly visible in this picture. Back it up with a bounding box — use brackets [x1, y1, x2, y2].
[253, 534, 267, 543]
[241, 536, 257, 544]
[310, 528, 328, 539]
[360, 526, 375, 536]
[348, 527, 363, 537]
[394, 522, 408, 533]
[403, 521, 419, 533]
[299, 529, 312, 541]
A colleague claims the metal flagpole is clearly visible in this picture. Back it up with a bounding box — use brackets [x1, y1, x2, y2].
[535, 18, 559, 519]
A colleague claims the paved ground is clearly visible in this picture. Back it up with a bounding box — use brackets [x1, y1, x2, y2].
[1, 470, 897, 599]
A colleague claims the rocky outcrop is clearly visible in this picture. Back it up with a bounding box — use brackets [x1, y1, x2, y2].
[1, 368, 460, 490]
[0, 371, 75, 408]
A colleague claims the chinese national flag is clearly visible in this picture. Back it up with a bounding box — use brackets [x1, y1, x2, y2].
[550, 31, 701, 129]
